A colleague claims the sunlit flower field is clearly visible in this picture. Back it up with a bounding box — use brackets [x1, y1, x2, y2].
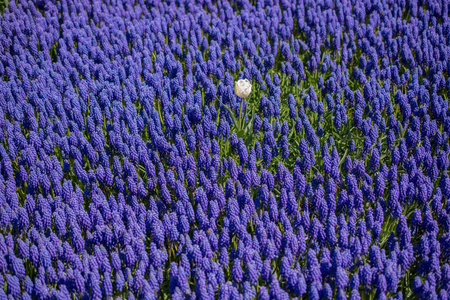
[0, 0, 449, 299]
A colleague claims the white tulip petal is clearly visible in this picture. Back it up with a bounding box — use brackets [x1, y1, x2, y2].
[234, 79, 252, 98]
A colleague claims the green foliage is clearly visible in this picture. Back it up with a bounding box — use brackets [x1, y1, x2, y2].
[0, 0, 7, 15]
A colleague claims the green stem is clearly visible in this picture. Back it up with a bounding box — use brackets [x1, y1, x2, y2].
[238, 96, 244, 132]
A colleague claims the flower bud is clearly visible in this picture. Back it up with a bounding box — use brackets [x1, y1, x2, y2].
[234, 79, 252, 98]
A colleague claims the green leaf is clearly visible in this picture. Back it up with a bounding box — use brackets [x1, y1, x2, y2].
[236, 129, 245, 139]
[217, 99, 239, 128]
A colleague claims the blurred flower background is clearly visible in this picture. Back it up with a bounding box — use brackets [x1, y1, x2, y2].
[0, 0, 449, 299]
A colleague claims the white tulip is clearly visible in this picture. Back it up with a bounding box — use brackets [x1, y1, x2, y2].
[234, 79, 252, 98]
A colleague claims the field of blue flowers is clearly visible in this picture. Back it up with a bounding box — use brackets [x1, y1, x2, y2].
[1, 0, 450, 299]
